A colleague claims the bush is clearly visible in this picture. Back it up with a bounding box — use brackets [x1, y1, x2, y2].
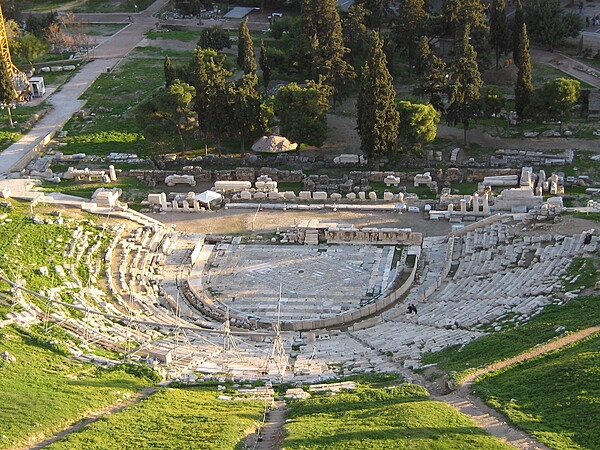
[197, 26, 231, 51]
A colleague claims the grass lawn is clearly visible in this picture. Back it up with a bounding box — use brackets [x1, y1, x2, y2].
[0, 326, 156, 450]
[473, 333, 600, 450]
[283, 383, 514, 449]
[44, 386, 265, 450]
[60, 57, 164, 157]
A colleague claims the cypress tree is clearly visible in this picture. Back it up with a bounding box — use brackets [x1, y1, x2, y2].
[393, 0, 427, 75]
[414, 40, 448, 113]
[515, 23, 533, 124]
[259, 40, 271, 88]
[356, 32, 399, 159]
[231, 74, 263, 152]
[513, 0, 524, 67]
[189, 47, 210, 137]
[163, 55, 177, 87]
[489, 0, 510, 69]
[446, 27, 483, 145]
[299, 0, 355, 102]
[237, 18, 256, 75]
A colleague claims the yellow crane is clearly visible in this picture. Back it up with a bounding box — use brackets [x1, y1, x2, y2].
[0, 2, 28, 97]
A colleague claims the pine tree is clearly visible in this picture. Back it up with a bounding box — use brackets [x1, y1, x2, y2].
[489, 0, 510, 69]
[446, 27, 483, 145]
[0, 58, 16, 127]
[512, 0, 524, 67]
[163, 55, 177, 87]
[230, 74, 263, 152]
[443, 0, 487, 37]
[524, 0, 581, 50]
[299, 0, 355, 103]
[259, 40, 271, 87]
[237, 18, 256, 75]
[393, 0, 427, 75]
[356, 32, 399, 159]
[515, 23, 533, 124]
[414, 37, 448, 113]
[189, 47, 210, 137]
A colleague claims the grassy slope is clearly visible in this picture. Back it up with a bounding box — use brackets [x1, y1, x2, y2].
[283, 384, 514, 450]
[0, 326, 153, 450]
[45, 386, 265, 450]
[473, 333, 600, 450]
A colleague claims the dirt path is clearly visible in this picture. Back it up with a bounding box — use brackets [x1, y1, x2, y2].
[429, 326, 600, 450]
[24, 386, 159, 450]
[246, 401, 288, 450]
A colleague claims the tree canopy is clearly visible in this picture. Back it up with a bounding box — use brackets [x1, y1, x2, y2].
[198, 26, 231, 51]
[274, 81, 333, 147]
[356, 32, 400, 158]
[397, 100, 440, 152]
[524, 0, 581, 49]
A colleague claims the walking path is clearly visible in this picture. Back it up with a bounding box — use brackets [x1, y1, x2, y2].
[0, 0, 169, 175]
[25, 386, 159, 450]
[252, 401, 288, 450]
[431, 325, 600, 450]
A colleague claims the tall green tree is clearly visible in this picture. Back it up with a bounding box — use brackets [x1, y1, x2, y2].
[446, 28, 483, 145]
[489, 0, 510, 69]
[342, 3, 370, 63]
[443, 0, 487, 37]
[259, 40, 271, 87]
[359, 0, 392, 31]
[397, 100, 440, 153]
[188, 47, 232, 147]
[298, 0, 356, 103]
[356, 32, 400, 159]
[514, 23, 532, 124]
[237, 18, 256, 75]
[512, 0, 524, 67]
[524, 0, 581, 49]
[392, 0, 427, 75]
[274, 81, 333, 147]
[136, 80, 196, 153]
[0, 58, 17, 127]
[164, 55, 177, 87]
[230, 74, 264, 152]
[414, 37, 448, 113]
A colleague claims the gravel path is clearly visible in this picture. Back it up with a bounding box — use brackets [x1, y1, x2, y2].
[430, 326, 600, 450]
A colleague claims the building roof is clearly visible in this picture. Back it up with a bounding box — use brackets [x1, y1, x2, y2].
[223, 7, 255, 19]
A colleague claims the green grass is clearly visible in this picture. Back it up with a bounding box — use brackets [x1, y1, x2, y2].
[146, 30, 201, 42]
[61, 58, 165, 157]
[283, 383, 514, 449]
[0, 325, 156, 450]
[473, 333, 600, 450]
[0, 206, 102, 293]
[72, 0, 155, 13]
[44, 386, 265, 450]
[422, 293, 600, 379]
